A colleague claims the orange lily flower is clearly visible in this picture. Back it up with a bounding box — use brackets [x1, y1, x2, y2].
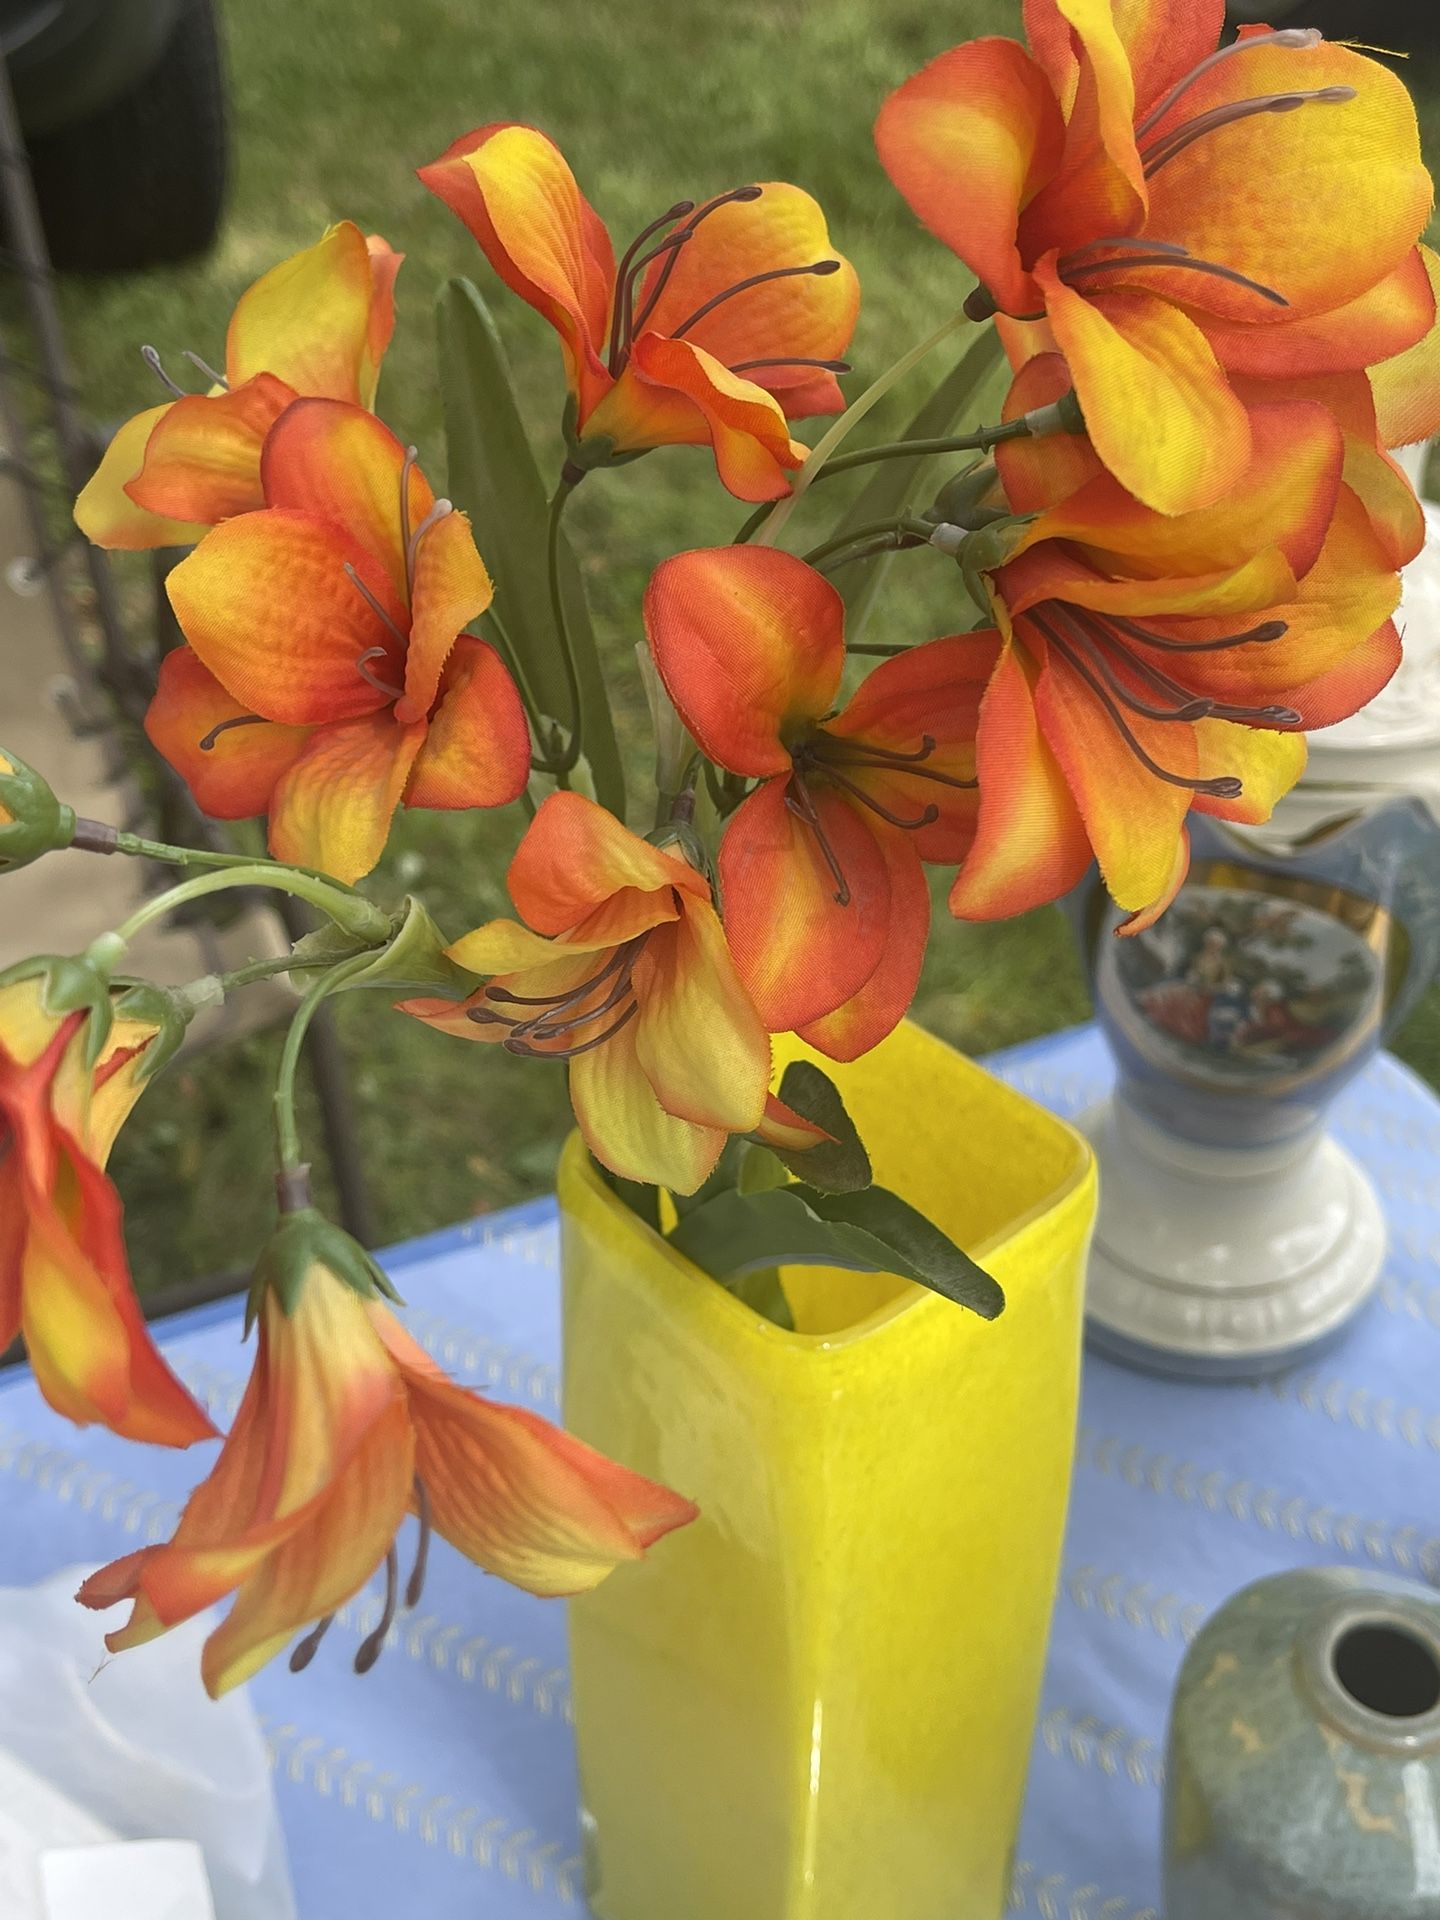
[949, 352, 1403, 930]
[75, 222, 402, 551]
[419, 124, 859, 501]
[401, 792, 771, 1194]
[875, 5, 1437, 514]
[79, 1247, 696, 1698]
[146, 398, 529, 884]
[645, 547, 983, 1059]
[0, 979, 214, 1446]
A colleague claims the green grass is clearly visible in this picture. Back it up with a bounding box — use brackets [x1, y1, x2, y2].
[48, 0, 1440, 1285]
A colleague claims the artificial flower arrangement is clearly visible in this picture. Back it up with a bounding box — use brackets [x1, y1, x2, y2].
[1, 0, 1434, 1706]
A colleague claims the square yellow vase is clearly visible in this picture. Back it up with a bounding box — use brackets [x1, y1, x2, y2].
[559, 1021, 1097, 1920]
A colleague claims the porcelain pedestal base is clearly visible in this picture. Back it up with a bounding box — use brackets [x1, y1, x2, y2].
[1080, 1096, 1385, 1379]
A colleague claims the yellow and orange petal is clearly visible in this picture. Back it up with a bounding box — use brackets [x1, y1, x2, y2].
[125, 374, 294, 526]
[267, 713, 426, 883]
[404, 638, 530, 812]
[506, 792, 709, 939]
[144, 647, 314, 821]
[645, 545, 845, 776]
[225, 220, 396, 407]
[73, 406, 210, 551]
[418, 124, 615, 422]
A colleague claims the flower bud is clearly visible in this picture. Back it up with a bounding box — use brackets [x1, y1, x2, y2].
[0, 748, 76, 873]
[247, 1207, 401, 1328]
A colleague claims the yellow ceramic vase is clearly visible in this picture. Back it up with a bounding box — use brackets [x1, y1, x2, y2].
[559, 1020, 1097, 1920]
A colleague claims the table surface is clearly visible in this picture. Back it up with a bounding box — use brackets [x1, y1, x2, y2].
[5, 1022, 1440, 1920]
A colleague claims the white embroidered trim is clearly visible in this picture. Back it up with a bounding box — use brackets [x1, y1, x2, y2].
[1039, 1706, 1164, 1790]
[1008, 1858, 1157, 1919]
[260, 1715, 582, 1902]
[1078, 1426, 1440, 1579]
[1063, 1565, 1206, 1644]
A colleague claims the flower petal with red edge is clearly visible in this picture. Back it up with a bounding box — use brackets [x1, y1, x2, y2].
[645, 545, 845, 776]
[225, 221, 383, 405]
[568, 1008, 726, 1192]
[824, 635, 987, 864]
[166, 506, 404, 725]
[718, 777, 891, 1034]
[874, 38, 1065, 316]
[398, 509, 493, 723]
[360, 235, 403, 410]
[1372, 246, 1440, 447]
[201, 1396, 414, 1696]
[1015, 0, 1148, 254]
[268, 714, 425, 883]
[1187, 720, 1305, 825]
[996, 351, 1105, 514]
[797, 824, 929, 1062]
[144, 647, 313, 820]
[376, 1316, 697, 1590]
[949, 640, 1093, 921]
[632, 182, 857, 414]
[755, 1091, 830, 1153]
[1208, 246, 1436, 383]
[1023, 0, 1224, 127]
[260, 398, 433, 605]
[1116, 828, 1189, 935]
[1036, 265, 1251, 514]
[508, 792, 709, 937]
[1020, 397, 1341, 582]
[405, 637, 529, 811]
[1031, 620, 1194, 913]
[632, 902, 769, 1134]
[74, 406, 210, 551]
[418, 124, 615, 422]
[1141, 38, 1429, 325]
[126, 375, 294, 526]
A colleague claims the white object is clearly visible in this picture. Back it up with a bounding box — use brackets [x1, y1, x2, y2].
[0, 1748, 116, 1920]
[1081, 1093, 1385, 1378]
[0, 1567, 294, 1920]
[41, 1841, 216, 1920]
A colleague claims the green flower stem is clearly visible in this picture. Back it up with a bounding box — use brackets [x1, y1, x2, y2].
[753, 307, 975, 548]
[211, 951, 335, 994]
[545, 475, 583, 783]
[273, 950, 379, 1175]
[111, 864, 392, 949]
[808, 421, 1032, 483]
[487, 604, 565, 781]
[730, 500, 772, 546]
[802, 515, 932, 571]
[73, 817, 367, 895]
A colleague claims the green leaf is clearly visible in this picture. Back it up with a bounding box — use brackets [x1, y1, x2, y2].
[719, 1265, 794, 1331]
[737, 1144, 789, 1195]
[436, 278, 625, 817]
[595, 1159, 662, 1232]
[668, 1184, 1003, 1318]
[824, 326, 1006, 643]
[764, 1059, 871, 1192]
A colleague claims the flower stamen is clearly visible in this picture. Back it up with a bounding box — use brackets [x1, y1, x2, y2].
[669, 260, 843, 341]
[198, 714, 267, 752]
[729, 355, 852, 376]
[354, 646, 406, 701]
[182, 349, 228, 390]
[405, 1478, 432, 1611]
[140, 344, 188, 398]
[406, 497, 453, 582]
[288, 1612, 336, 1674]
[1107, 614, 1288, 653]
[471, 936, 651, 1060]
[354, 1545, 399, 1674]
[615, 185, 765, 369]
[1140, 87, 1356, 179]
[1062, 246, 1287, 307]
[785, 769, 850, 906]
[1133, 26, 1324, 141]
[398, 445, 420, 601]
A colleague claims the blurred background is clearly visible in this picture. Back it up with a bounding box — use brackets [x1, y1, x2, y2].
[4, 0, 1439, 1294]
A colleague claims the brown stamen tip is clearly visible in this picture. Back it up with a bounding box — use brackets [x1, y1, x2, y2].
[963, 285, 997, 321]
[355, 1546, 399, 1674]
[289, 1613, 335, 1673]
[1201, 776, 1244, 800]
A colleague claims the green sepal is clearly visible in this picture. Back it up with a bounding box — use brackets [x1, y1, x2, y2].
[667, 1181, 1003, 1318]
[0, 748, 75, 873]
[110, 982, 195, 1085]
[820, 326, 1006, 644]
[957, 515, 1038, 618]
[247, 1207, 403, 1332]
[737, 1144, 789, 1196]
[758, 1060, 872, 1193]
[0, 952, 115, 1066]
[436, 277, 626, 817]
[287, 897, 472, 996]
[718, 1264, 794, 1331]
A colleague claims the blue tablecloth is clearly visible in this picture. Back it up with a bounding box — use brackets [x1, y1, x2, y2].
[4, 1022, 1440, 1920]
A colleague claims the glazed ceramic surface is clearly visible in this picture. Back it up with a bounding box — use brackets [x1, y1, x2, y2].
[1166, 1566, 1440, 1919]
[1072, 800, 1440, 1376]
[559, 1021, 1097, 1920]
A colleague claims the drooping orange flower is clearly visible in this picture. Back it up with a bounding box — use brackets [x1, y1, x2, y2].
[949, 352, 1403, 930]
[419, 124, 859, 501]
[401, 792, 772, 1193]
[75, 223, 402, 550]
[645, 547, 984, 1059]
[146, 398, 529, 884]
[875, 4, 1438, 514]
[79, 1244, 696, 1698]
[0, 980, 214, 1446]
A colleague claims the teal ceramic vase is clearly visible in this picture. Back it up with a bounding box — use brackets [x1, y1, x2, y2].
[1166, 1567, 1440, 1918]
